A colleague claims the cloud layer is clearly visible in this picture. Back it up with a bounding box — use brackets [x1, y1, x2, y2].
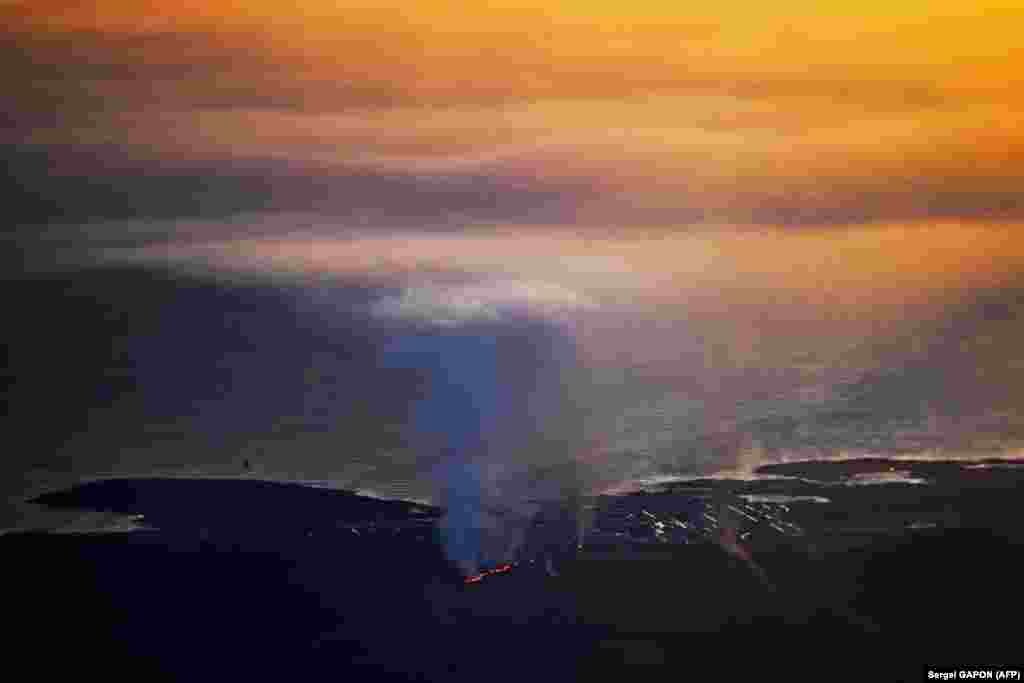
[7, 1, 1024, 231]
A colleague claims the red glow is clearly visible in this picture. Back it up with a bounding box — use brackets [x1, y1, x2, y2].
[463, 563, 515, 584]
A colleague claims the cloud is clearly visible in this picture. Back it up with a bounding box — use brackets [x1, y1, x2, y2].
[116, 222, 1024, 313]
[3, 139, 588, 247]
[8, 1, 1024, 231]
[370, 279, 598, 327]
[1, 22, 300, 136]
[14, 91, 1024, 232]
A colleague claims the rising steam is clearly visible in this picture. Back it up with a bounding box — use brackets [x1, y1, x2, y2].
[376, 279, 599, 575]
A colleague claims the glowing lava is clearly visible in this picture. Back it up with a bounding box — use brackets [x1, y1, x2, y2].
[463, 563, 516, 584]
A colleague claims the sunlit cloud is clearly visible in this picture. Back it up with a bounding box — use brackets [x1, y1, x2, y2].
[112, 220, 1024, 316]
[8, 0, 1024, 230]
[371, 279, 598, 326]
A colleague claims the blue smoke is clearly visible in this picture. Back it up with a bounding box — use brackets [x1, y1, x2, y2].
[382, 327, 503, 574]
[382, 313, 585, 575]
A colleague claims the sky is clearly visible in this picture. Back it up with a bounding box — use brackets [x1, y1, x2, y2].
[4, 2, 1024, 563]
[6, 1, 1024, 230]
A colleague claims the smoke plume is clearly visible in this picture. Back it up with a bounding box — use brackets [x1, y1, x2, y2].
[377, 282, 597, 575]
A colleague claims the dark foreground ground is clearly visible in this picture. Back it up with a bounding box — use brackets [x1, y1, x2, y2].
[6, 459, 1023, 681]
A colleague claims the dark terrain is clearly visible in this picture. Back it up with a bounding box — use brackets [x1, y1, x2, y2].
[6, 459, 1022, 680]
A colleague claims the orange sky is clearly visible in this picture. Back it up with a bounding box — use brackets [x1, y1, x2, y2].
[10, 1, 1024, 278]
